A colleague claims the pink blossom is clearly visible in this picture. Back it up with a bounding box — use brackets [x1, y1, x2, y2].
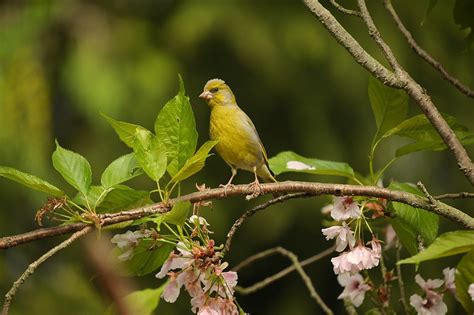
[337, 273, 371, 307]
[321, 204, 333, 215]
[368, 238, 382, 260]
[198, 305, 219, 315]
[331, 196, 361, 221]
[442, 268, 456, 293]
[162, 273, 182, 303]
[331, 251, 360, 274]
[347, 245, 380, 270]
[156, 252, 192, 279]
[189, 215, 210, 226]
[321, 223, 356, 252]
[111, 230, 145, 261]
[415, 274, 444, 292]
[384, 224, 397, 250]
[468, 283, 474, 301]
[410, 290, 447, 315]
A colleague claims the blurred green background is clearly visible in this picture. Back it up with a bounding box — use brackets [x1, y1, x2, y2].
[0, 0, 473, 314]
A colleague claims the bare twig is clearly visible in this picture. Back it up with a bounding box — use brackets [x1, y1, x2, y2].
[434, 192, 474, 200]
[417, 182, 437, 205]
[329, 0, 361, 17]
[383, 0, 474, 98]
[224, 193, 309, 254]
[1, 226, 93, 315]
[303, 0, 474, 184]
[234, 246, 334, 289]
[236, 247, 333, 314]
[1, 181, 474, 250]
[395, 242, 410, 314]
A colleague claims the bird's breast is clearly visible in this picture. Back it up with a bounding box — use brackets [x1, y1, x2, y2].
[209, 106, 263, 170]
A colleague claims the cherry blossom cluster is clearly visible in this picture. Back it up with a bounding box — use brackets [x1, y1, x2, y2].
[156, 215, 239, 315]
[322, 197, 380, 266]
[409, 268, 456, 315]
[321, 196, 384, 307]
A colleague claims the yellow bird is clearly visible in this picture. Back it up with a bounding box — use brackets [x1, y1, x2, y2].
[199, 78, 276, 191]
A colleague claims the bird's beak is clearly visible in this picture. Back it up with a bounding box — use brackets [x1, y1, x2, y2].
[199, 91, 213, 100]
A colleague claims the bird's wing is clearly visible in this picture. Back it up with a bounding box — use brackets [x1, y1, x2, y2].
[240, 110, 270, 163]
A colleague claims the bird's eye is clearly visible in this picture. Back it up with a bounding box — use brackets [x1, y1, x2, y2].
[210, 87, 219, 93]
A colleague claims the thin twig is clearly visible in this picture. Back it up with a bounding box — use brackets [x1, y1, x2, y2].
[383, 0, 474, 98]
[1, 181, 474, 249]
[234, 246, 334, 290]
[235, 247, 333, 314]
[434, 192, 474, 200]
[395, 242, 409, 313]
[224, 193, 310, 254]
[1, 226, 93, 315]
[329, 0, 361, 17]
[417, 181, 437, 205]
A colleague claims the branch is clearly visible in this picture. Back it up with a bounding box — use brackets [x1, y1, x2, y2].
[383, 0, 474, 98]
[1, 181, 473, 250]
[1, 226, 93, 315]
[235, 247, 334, 315]
[224, 193, 310, 254]
[329, 0, 361, 17]
[301, 0, 402, 87]
[303, 0, 474, 185]
[434, 192, 474, 200]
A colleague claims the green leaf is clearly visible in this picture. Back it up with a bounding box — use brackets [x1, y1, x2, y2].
[453, 0, 474, 45]
[160, 201, 191, 226]
[170, 140, 218, 184]
[455, 248, 474, 314]
[133, 128, 167, 182]
[99, 186, 150, 213]
[398, 230, 474, 265]
[52, 141, 92, 196]
[101, 153, 143, 189]
[154, 75, 198, 177]
[101, 113, 144, 148]
[368, 76, 408, 144]
[382, 114, 474, 157]
[268, 151, 355, 178]
[127, 240, 174, 276]
[0, 166, 64, 196]
[388, 182, 439, 255]
[123, 285, 165, 315]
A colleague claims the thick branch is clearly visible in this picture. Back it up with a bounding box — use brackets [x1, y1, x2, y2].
[1, 181, 473, 250]
[383, 0, 474, 98]
[2, 226, 92, 315]
[303, 0, 474, 185]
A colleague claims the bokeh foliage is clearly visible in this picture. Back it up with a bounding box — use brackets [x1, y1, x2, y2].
[0, 0, 473, 314]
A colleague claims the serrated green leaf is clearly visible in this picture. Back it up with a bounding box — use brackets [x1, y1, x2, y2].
[100, 185, 150, 213]
[101, 153, 143, 189]
[52, 141, 92, 196]
[268, 151, 355, 178]
[133, 128, 167, 182]
[388, 182, 438, 255]
[0, 166, 64, 196]
[127, 240, 174, 276]
[368, 76, 408, 144]
[170, 140, 218, 184]
[456, 248, 474, 314]
[398, 230, 474, 265]
[154, 75, 198, 177]
[101, 113, 144, 148]
[161, 201, 191, 226]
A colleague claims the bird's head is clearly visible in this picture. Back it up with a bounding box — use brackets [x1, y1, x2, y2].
[199, 78, 236, 108]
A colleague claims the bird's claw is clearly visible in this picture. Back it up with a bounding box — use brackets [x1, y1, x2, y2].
[219, 183, 235, 196]
[245, 180, 263, 200]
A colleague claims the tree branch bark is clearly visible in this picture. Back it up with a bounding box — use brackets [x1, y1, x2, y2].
[1, 181, 473, 250]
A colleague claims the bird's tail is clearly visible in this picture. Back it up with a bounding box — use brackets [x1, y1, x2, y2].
[257, 163, 285, 198]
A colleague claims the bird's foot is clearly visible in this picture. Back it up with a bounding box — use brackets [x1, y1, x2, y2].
[219, 183, 235, 196]
[245, 180, 263, 200]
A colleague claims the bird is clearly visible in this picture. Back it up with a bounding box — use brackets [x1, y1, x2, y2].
[199, 78, 276, 194]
